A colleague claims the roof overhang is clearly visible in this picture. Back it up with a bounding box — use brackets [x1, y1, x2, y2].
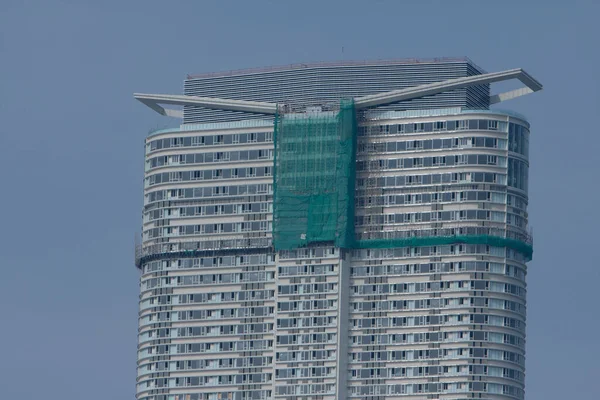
[133, 93, 279, 118]
[353, 68, 542, 109]
[135, 68, 542, 117]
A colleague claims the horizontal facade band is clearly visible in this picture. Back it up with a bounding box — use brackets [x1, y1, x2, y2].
[136, 230, 532, 268]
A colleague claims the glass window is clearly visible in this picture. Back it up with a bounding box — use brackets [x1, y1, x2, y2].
[434, 121, 447, 131]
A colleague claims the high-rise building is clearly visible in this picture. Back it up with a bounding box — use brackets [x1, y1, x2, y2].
[134, 58, 542, 400]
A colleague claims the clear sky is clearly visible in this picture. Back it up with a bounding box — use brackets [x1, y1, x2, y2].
[0, 0, 598, 398]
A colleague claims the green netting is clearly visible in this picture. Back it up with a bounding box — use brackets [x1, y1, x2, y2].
[356, 235, 533, 261]
[273, 99, 357, 250]
[272, 100, 533, 261]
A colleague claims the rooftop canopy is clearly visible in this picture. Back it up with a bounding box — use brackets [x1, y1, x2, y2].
[135, 67, 542, 117]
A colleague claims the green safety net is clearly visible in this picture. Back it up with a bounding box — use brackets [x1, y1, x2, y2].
[273, 99, 357, 250]
[355, 236, 533, 261]
[272, 99, 533, 261]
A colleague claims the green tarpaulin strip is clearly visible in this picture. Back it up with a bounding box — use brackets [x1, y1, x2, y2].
[355, 235, 532, 261]
[273, 100, 357, 250]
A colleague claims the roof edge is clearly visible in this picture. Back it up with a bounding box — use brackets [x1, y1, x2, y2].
[186, 57, 485, 80]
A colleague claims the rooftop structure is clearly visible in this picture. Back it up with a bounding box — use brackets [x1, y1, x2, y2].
[135, 63, 541, 121]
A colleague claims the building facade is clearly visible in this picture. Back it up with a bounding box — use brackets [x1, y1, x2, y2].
[135, 59, 541, 400]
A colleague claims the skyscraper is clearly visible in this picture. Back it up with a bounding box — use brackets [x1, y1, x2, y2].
[134, 58, 542, 400]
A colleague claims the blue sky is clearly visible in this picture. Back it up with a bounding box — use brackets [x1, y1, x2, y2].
[0, 0, 598, 398]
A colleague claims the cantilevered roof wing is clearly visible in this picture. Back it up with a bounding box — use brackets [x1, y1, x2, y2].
[353, 68, 542, 109]
[134, 93, 279, 117]
[135, 68, 542, 117]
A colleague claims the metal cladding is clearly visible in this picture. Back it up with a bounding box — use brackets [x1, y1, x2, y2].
[183, 58, 490, 124]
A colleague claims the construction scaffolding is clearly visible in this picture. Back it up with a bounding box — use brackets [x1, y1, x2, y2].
[273, 100, 357, 250]
[271, 99, 533, 260]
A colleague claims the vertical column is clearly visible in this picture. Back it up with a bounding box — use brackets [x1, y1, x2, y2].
[335, 251, 351, 400]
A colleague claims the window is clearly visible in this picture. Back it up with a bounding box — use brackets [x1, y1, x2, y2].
[406, 175, 422, 185]
[434, 121, 447, 131]
[459, 137, 473, 147]
[455, 155, 467, 165]
[169, 155, 184, 165]
[249, 133, 257, 143]
[407, 140, 423, 150]
[414, 123, 425, 132]
[213, 186, 229, 195]
[214, 152, 230, 161]
[192, 171, 203, 180]
[168, 189, 183, 199]
[488, 120, 499, 130]
[169, 172, 182, 182]
[191, 136, 204, 146]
